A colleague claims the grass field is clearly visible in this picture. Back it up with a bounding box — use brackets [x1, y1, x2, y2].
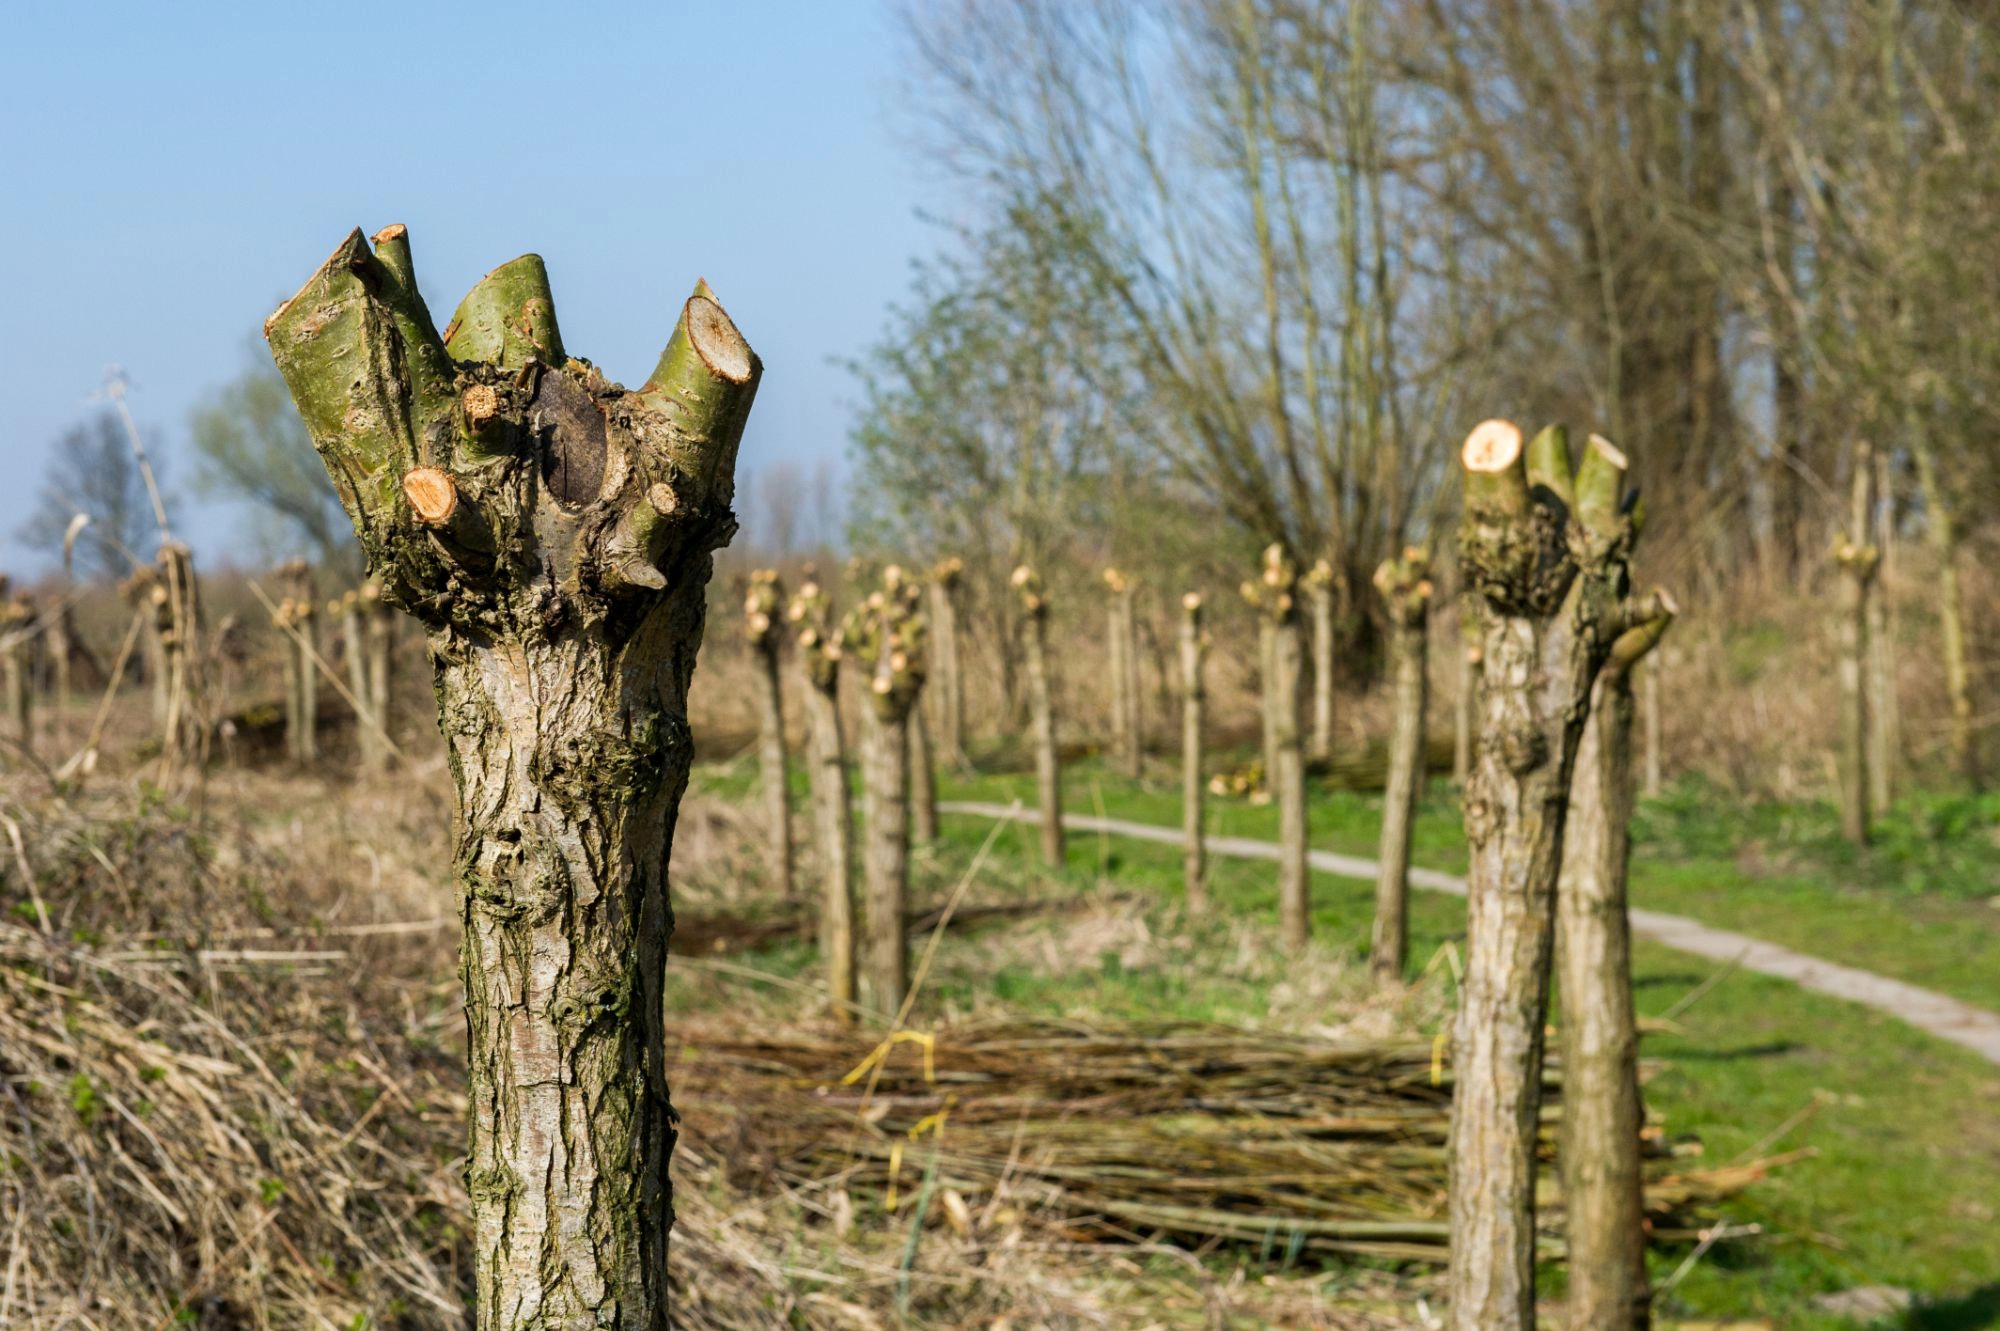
[690, 752, 2000, 1330]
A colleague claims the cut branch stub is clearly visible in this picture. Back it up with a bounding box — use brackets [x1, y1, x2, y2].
[1372, 546, 1434, 627]
[266, 226, 760, 633]
[744, 568, 784, 653]
[848, 565, 927, 721]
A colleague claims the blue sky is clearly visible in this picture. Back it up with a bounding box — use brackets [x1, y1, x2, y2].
[0, 2, 932, 568]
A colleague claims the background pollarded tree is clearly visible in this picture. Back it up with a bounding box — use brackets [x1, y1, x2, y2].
[1012, 564, 1064, 869]
[743, 569, 796, 898]
[929, 557, 967, 766]
[848, 566, 927, 1015]
[1180, 591, 1208, 912]
[1369, 547, 1430, 985]
[790, 577, 857, 1022]
[1243, 544, 1308, 951]
[266, 223, 759, 1324]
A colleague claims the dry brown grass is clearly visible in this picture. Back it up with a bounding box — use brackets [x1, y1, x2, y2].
[0, 756, 1436, 1329]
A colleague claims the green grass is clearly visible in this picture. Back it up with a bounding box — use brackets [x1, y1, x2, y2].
[937, 757, 2000, 1015]
[690, 755, 2000, 1328]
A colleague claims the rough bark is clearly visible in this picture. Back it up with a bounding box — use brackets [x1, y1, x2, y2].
[851, 566, 927, 1015]
[1306, 559, 1336, 761]
[1180, 593, 1208, 912]
[1247, 545, 1309, 951]
[791, 579, 856, 1021]
[1557, 607, 1673, 1331]
[1910, 436, 1979, 786]
[1370, 550, 1430, 985]
[1448, 422, 1664, 1331]
[1453, 596, 1481, 788]
[745, 570, 795, 900]
[1835, 448, 1879, 847]
[929, 557, 966, 768]
[266, 224, 759, 1328]
[1015, 566, 1064, 869]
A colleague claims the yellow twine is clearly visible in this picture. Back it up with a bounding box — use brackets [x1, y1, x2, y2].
[841, 1029, 937, 1086]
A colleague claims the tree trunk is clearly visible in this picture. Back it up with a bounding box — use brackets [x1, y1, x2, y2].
[1016, 567, 1064, 869]
[1836, 449, 1878, 847]
[267, 224, 759, 1326]
[745, 570, 795, 901]
[1371, 552, 1430, 985]
[1122, 585, 1143, 778]
[1257, 615, 1279, 787]
[1180, 593, 1207, 912]
[1250, 546, 1310, 952]
[1453, 597, 1481, 788]
[1866, 447, 1897, 814]
[793, 579, 856, 1023]
[1103, 568, 1141, 779]
[1911, 435, 1979, 787]
[1449, 422, 1660, 1331]
[854, 566, 926, 1016]
[1308, 561, 1336, 761]
[861, 705, 911, 1014]
[910, 701, 939, 843]
[1556, 614, 1671, 1331]
[930, 558, 965, 768]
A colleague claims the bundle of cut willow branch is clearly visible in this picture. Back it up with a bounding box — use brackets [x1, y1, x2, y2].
[677, 1018, 1792, 1263]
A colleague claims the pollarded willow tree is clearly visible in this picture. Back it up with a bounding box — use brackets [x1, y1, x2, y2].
[1243, 544, 1308, 951]
[790, 577, 857, 1022]
[1449, 421, 1669, 1331]
[744, 568, 796, 898]
[266, 223, 759, 1326]
[1013, 565, 1064, 868]
[1180, 591, 1208, 912]
[1370, 547, 1431, 985]
[1103, 566, 1142, 779]
[848, 566, 927, 1014]
[929, 556, 966, 766]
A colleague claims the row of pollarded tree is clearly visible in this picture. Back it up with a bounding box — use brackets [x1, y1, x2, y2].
[737, 420, 1674, 1331]
[0, 546, 402, 781]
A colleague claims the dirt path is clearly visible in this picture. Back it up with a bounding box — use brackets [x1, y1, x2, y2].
[940, 800, 2000, 1066]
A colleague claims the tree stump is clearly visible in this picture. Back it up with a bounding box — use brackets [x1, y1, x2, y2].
[266, 224, 758, 1326]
